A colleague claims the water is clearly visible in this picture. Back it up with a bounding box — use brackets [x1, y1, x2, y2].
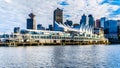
[0, 45, 120, 68]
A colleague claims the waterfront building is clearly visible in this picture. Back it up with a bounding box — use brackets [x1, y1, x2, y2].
[0, 10, 109, 46]
[11, 22, 108, 45]
[80, 14, 87, 27]
[27, 13, 36, 30]
[0, 19, 108, 45]
[53, 8, 63, 31]
[88, 14, 95, 27]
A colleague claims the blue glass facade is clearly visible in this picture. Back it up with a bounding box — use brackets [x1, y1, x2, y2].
[109, 20, 118, 33]
[27, 19, 34, 29]
[27, 13, 36, 30]
[14, 27, 20, 33]
[104, 20, 118, 34]
[100, 17, 106, 28]
[88, 14, 94, 27]
[80, 14, 87, 27]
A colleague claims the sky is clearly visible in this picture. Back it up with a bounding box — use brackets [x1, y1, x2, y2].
[0, 0, 120, 33]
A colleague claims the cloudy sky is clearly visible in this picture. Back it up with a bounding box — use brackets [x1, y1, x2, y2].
[0, 0, 120, 33]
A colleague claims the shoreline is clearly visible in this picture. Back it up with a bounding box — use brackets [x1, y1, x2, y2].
[0, 41, 109, 47]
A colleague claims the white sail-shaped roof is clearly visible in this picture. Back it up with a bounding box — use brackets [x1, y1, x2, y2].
[54, 21, 93, 35]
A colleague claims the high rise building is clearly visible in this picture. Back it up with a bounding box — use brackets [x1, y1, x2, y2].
[27, 13, 36, 30]
[88, 14, 94, 27]
[95, 19, 101, 28]
[104, 20, 109, 35]
[100, 17, 106, 28]
[80, 14, 87, 26]
[53, 8, 63, 31]
[104, 20, 118, 39]
[53, 8, 63, 24]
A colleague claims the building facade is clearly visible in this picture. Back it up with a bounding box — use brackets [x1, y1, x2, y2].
[100, 17, 106, 28]
[27, 13, 36, 30]
[104, 20, 118, 39]
[53, 8, 63, 31]
[80, 14, 87, 27]
[14, 27, 20, 33]
[95, 19, 101, 28]
[88, 14, 95, 27]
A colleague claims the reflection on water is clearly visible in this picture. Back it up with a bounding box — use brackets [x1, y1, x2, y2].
[0, 45, 120, 68]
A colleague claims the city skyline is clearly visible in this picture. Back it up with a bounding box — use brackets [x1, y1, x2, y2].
[0, 0, 120, 33]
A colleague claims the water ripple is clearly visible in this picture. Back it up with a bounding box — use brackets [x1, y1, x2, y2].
[0, 45, 120, 68]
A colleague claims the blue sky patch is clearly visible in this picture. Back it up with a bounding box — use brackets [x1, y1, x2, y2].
[64, 14, 71, 18]
[110, 8, 120, 16]
[100, 0, 120, 6]
[58, 1, 69, 6]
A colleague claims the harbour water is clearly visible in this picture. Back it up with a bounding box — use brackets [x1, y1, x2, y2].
[0, 45, 120, 68]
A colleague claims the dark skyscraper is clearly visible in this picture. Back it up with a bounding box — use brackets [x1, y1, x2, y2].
[88, 14, 94, 27]
[80, 14, 87, 26]
[104, 20, 118, 39]
[27, 13, 36, 30]
[53, 8, 63, 24]
[53, 8, 63, 31]
[95, 19, 101, 28]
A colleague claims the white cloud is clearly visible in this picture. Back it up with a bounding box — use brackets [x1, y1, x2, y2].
[4, 0, 12, 3]
[0, 0, 120, 33]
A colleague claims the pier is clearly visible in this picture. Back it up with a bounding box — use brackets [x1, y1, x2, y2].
[0, 38, 109, 47]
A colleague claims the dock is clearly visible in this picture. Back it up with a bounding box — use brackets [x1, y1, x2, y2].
[0, 40, 109, 47]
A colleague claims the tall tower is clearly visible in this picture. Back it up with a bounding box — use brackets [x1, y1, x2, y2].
[95, 19, 101, 28]
[88, 14, 95, 27]
[27, 13, 36, 30]
[80, 14, 87, 26]
[53, 8, 63, 30]
[100, 17, 106, 28]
